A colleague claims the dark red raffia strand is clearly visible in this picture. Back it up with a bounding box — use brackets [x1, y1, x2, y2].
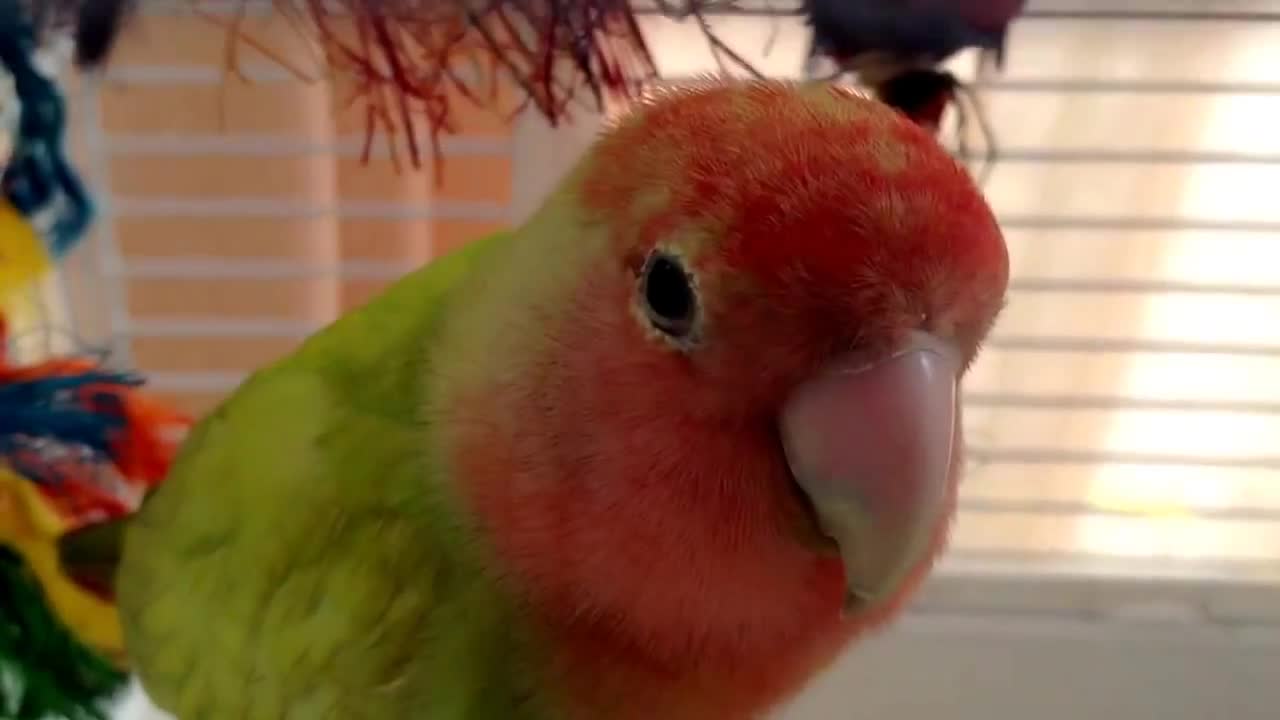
[193, 0, 766, 180]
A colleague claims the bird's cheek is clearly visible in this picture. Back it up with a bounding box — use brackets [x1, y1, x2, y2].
[778, 331, 960, 613]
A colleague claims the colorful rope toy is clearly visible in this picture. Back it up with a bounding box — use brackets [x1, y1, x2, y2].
[0, 5, 187, 718]
[0, 314, 193, 718]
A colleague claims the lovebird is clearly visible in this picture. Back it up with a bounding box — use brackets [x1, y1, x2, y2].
[62, 79, 1009, 720]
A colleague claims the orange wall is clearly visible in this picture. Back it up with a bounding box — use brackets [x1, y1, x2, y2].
[89, 12, 515, 415]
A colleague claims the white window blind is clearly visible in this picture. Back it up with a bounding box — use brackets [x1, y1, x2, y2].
[38, 0, 1280, 625]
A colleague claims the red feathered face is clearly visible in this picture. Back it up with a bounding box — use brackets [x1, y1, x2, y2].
[579, 80, 1006, 608]
[454, 80, 1007, 717]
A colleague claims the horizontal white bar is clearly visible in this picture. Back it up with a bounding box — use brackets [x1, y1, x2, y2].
[104, 55, 483, 87]
[939, 550, 1280, 594]
[118, 258, 420, 280]
[962, 147, 1280, 166]
[979, 78, 1280, 95]
[986, 335, 1280, 357]
[963, 392, 1280, 415]
[999, 214, 1280, 232]
[1008, 277, 1280, 295]
[129, 317, 317, 337]
[940, 546, 1280, 583]
[105, 132, 511, 158]
[968, 448, 1280, 471]
[958, 497, 1280, 523]
[111, 196, 510, 221]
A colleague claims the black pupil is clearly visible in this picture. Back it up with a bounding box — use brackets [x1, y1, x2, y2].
[645, 255, 694, 329]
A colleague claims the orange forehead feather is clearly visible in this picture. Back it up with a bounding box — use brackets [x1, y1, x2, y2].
[579, 78, 1006, 298]
[584, 79, 912, 210]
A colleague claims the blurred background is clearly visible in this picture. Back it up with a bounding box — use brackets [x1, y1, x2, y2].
[8, 0, 1280, 717]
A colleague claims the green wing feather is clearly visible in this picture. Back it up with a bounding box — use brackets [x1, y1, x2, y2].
[107, 233, 552, 720]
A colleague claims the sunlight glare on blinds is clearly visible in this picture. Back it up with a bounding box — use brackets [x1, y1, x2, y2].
[1070, 21, 1280, 568]
[637, 5, 1280, 595]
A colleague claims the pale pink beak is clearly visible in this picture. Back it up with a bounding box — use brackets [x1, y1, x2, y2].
[779, 332, 960, 612]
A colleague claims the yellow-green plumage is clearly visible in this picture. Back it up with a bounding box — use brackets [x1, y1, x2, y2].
[116, 231, 555, 720]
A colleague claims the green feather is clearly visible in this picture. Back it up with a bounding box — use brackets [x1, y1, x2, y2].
[114, 232, 559, 720]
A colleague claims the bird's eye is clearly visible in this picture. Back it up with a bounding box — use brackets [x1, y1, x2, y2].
[640, 252, 698, 339]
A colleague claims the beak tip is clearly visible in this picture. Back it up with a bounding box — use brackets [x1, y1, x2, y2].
[841, 588, 867, 616]
[841, 582, 893, 617]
